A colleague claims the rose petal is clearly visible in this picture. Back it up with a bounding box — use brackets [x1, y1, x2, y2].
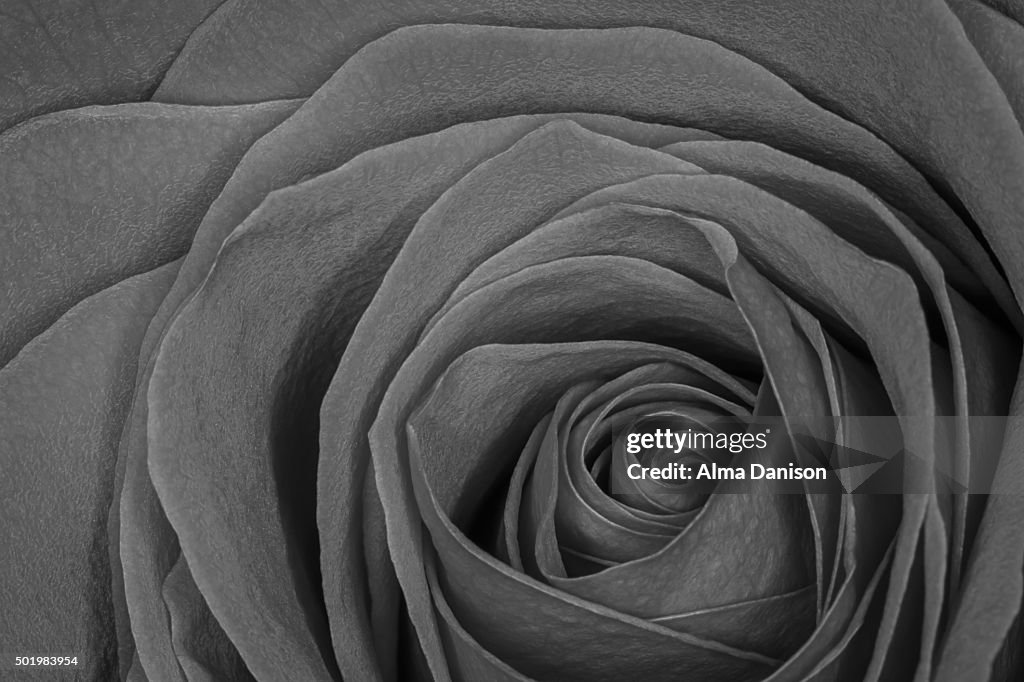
[137, 114, 694, 682]
[409, 344, 747, 530]
[374, 254, 757, 678]
[0, 100, 298, 366]
[156, 24, 946, 368]
[948, 0, 1024, 127]
[0, 0, 220, 130]
[578, 382, 742, 517]
[653, 141, 1019, 592]
[658, 139, 1017, 329]
[935, 365, 1024, 681]
[117, 388, 187, 681]
[766, 542, 895, 680]
[547, 173, 955, 678]
[515, 383, 727, 576]
[419, 508, 776, 681]
[116, 357, 249, 682]
[540, 402, 813, 625]
[976, 0, 1024, 23]
[651, 586, 817, 659]
[435, 214, 823, 612]
[317, 121, 719, 678]
[426, 555, 533, 682]
[157, 4, 1024, 320]
[0, 261, 176, 680]
[146, 237, 351, 680]
[161, 555, 253, 681]
[131, 111, 692, 682]
[780, 302, 846, 616]
[556, 380, 747, 556]
[424, 205, 727, 336]
[162, 8, 1024, 303]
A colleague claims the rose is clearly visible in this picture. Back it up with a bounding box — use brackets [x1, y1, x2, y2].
[2, 2, 1024, 681]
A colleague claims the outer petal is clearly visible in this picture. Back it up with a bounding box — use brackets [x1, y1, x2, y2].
[0, 0, 221, 131]
[0, 99, 299, 366]
[0, 261, 177, 680]
[157, 3, 1024, 306]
